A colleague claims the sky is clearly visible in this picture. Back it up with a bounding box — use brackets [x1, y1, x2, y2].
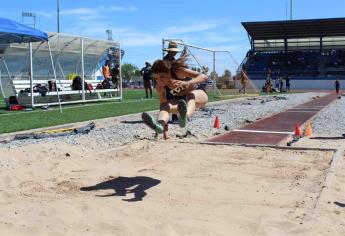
[1, 0, 345, 70]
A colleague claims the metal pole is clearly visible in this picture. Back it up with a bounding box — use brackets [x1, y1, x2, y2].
[0, 57, 11, 98]
[0, 60, 4, 98]
[29, 43, 34, 107]
[162, 38, 165, 59]
[106, 29, 113, 41]
[48, 41, 62, 113]
[119, 45, 122, 101]
[213, 51, 216, 97]
[57, 0, 60, 33]
[81, 37, 85, 102]
[290, 0, 292, 20]
[3, 58, 12, 83]
[286, 0, 288, 20]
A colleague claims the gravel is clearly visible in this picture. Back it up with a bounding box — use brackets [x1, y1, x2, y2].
[309, 95, 345, 136]
[0, 92, 330, 148]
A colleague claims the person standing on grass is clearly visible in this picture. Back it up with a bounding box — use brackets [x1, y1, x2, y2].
[140, 62, 153, 99]
[163, 41, 182, 124]
[141, 56, 208, 139]
[279, 76, 284, 93]
[238, 69, 248, 94]
[335, 79, 340, 95]
[286, 74, 291, 92]
[111, 64, 120, 89]
[163, 41, 181, 62]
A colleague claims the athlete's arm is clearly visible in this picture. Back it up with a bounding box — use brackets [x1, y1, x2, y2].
[175, 68, 208, 85]
[156, 85, 167, 104]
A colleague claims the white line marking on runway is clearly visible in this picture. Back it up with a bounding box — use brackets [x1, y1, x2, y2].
[233, 129, 294, 134]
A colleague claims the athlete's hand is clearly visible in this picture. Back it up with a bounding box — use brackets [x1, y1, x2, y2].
[180, 81, 191, 87]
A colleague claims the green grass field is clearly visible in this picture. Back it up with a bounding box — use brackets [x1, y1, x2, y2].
[0, 89, 256, 134]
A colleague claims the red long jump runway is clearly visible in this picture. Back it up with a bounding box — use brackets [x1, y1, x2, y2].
[205, 93, 339, 146]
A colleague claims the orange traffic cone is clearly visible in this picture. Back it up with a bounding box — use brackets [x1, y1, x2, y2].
[214, 116, 220, 129]
[304, 122, 313, 138]
[294, 123, 302, 137]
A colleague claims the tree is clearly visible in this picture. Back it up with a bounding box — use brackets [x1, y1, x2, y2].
[215, 70, 232, 89]
[121, 63, 139, 81]
[202, 66, 209, 75]
[209, 71, 219, 80]
[221, 69, 232, 83]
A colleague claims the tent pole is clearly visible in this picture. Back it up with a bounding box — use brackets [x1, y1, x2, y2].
[48, 41, 62, 113]
[29, 42, 34, 108]
[0, 59, 4, 99]
[57, 61, 65, 79]
[119, 43, 122, 101]
[81, 37, 85, 102]
[3, 58, 12, 81]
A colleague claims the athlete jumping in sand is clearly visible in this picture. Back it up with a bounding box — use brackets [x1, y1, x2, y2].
[141, 56, 208, 139]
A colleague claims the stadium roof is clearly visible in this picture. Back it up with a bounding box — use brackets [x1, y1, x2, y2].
[242, 18, 345, 40]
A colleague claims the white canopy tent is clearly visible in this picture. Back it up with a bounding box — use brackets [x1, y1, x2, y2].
[0, 32, 122, 108]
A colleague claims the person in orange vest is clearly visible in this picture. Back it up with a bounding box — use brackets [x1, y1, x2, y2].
[102, 60, 111, 81]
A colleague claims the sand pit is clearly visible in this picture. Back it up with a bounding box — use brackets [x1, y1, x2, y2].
[1, 93, 345, 235]
[1, 138, 343, 236]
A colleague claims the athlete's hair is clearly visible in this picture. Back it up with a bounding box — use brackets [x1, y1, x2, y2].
[151, 56, 189, 74]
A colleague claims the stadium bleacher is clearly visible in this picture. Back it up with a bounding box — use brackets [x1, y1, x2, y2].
[241, 18, 345, 89]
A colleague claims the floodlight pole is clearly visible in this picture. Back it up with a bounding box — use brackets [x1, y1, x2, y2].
[57, 0, 60, 33]
[106, 29, 113, 41]
[290, 0, 293, 20]
[22, 12, 36, 28]
[285, 0, 288, 20]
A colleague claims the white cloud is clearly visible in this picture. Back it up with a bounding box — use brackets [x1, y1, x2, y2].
[122, 35, 163, 47]
[36, 11, 54, 18]
[206, 44, 246, 52]
[61, 8, 99, 15]
[60, 12, 246, 61]
[61, 5, 137, 16]
[227, 25, 244, 34]
[107, 6, 138, 12]
[163, 22, 220, 35]
[200, 32, 246, 43]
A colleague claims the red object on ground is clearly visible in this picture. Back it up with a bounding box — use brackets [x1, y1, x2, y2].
[214, 116, 220, 129]
[294, 123, 302, 137]
[10, 105, 24, 111]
